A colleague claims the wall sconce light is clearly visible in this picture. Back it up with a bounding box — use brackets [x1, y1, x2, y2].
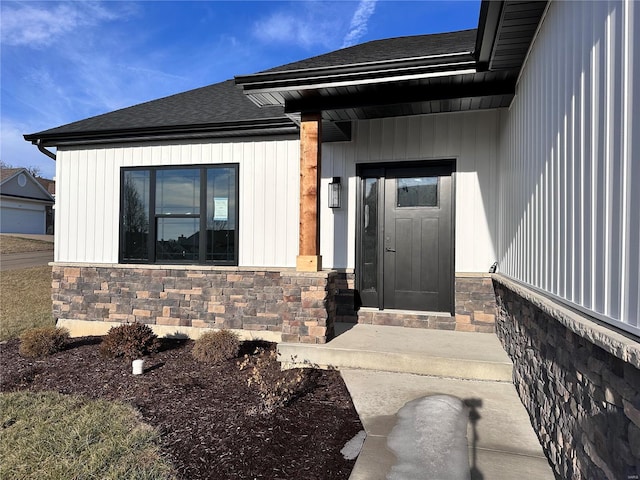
[328, 177, 341, 208]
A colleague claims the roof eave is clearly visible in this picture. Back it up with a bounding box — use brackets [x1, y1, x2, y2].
[236, 53, 475, 97]
[237, 50, 474, 84]
[474, 0, 504, 70]
[0, 192, 55, 204]
[24, 118, 298, 147]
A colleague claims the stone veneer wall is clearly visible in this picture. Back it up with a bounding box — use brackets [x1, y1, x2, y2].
[454, 274, 496, 333]
[52, 265, 336, 344]
[331, 272, 497, 333]
[493, 275, 640, 480]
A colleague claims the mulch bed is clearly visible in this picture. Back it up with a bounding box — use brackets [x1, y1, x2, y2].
[0, 337, 363, 480]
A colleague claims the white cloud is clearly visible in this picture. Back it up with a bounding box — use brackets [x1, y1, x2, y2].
[252, 2, 350, 50]
[0, 1, 121, 48]
[2, 1, 189, 131]
[342, 0, 377, 48]
[253, 12, 325, 49]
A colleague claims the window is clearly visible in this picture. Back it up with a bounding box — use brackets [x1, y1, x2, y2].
[120, 165, 238, 265]
[396, 177, 438, 207]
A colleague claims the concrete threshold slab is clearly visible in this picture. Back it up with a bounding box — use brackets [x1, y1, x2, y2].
[278, 323, 513, 382]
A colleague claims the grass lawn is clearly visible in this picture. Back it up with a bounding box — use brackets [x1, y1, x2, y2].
[0, 234, 53, 254]
[0, 234, 54, 341]
[0, 265, 54, 341]
[0, 391, 176, 480]
[0, 239, 177, 479]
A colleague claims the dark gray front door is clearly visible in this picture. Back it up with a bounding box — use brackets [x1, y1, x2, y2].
[357, 163, 453, 313]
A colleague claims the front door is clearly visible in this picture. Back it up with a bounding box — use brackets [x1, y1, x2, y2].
[357, 162, 453, 313]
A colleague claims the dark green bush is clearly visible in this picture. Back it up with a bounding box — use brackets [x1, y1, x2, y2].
[99, 323, 160, 361]
[19, 326, 69, 358]
[191, 330, 240, 364]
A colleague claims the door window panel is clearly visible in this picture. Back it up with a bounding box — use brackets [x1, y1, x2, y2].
[397, 177, 438, 207]
[361, 178, 379, 294]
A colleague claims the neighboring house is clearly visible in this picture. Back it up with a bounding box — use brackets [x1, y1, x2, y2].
[24, 1, 639, 478]
[35, 177, 56, 234]
[0, 168, 54, 234]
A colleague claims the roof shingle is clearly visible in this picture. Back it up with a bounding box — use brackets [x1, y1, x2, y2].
[26, 80, 288, 139]
[265, 30, 477, 73]
[25, 30, 478, 142]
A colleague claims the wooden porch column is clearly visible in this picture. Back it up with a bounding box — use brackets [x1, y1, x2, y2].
[296, 112, 322, 272]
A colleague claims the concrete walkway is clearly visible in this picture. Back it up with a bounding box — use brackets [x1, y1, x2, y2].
[279, 324, 513, 381]
[1, 233, 54, 242]
[278, 324, 555, 479]
[0, 234, 54, 271]
[0, 251, 53, 271]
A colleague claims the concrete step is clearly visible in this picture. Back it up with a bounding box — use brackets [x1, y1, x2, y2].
[278, 323, 513, 382]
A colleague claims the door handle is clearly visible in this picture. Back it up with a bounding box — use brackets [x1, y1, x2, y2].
[385, 247, 396, 252]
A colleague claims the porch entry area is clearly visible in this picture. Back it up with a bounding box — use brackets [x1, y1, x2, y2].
[357, 161, 454, 314]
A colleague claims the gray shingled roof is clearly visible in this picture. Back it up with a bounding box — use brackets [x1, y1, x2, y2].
[26, 80, 289, 139]
[0, 168, 22, 183]
[25, 30, 478, 142]
[265, 29, 477, 73]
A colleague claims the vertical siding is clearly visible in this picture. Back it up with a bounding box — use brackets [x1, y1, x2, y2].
[323, 110, 500, 272]
[55, 137, 300, 267]
[497, 1, 639, 333]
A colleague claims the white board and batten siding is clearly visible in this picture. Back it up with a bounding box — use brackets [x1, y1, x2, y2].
[322, 110, 500, 273]
[497, 1, 639, 334]
[54, 137, 300, 267]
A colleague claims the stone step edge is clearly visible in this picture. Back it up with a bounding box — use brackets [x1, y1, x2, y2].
[277, 344, 513, 382]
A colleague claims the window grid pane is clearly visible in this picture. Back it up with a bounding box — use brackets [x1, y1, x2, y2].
[207, 168, 236, 262]
[122, 170, 150, 261]
[156, 218, 200, 262]
[120, 165, 238, 265]
[156, 169, 200, 215]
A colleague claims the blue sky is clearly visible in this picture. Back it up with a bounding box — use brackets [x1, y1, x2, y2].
[1, 0, 481, 179]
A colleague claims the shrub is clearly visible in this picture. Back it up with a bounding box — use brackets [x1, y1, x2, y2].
[18, 326, 69, 358]
[191, 330, 240, 364]
[238, 346, 318, 415]
[100, 323, 160, 361]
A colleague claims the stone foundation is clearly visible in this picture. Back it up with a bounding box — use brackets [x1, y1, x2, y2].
[331, 272, 496, 333]
[494, 275, 640, 480]
[52, 265, 498, 342]
[52, 265, 336, 344]
[454, 274, 497, 333]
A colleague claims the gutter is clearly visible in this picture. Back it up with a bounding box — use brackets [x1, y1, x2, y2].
[25, 117, 298, 148]
[37, 138, 56, 161]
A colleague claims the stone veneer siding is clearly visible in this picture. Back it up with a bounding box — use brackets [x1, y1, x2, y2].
[331, 272, 497, 333]
[493, 275, 640, 480]
[52, 265, 337, 344]
[454, 274, 496, 333]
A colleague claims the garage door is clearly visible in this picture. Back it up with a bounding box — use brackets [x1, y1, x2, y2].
[0, 206, 45, 234]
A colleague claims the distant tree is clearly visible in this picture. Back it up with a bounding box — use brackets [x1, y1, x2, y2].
[25, 166, 41, 177]
[123, 176, 148, 233]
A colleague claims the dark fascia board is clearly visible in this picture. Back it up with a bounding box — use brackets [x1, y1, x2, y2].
[236, 52, 475, 96]
[284, 76, 516, 114]
[475, 0, 504, 70]
[24, 118, 298, 147]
